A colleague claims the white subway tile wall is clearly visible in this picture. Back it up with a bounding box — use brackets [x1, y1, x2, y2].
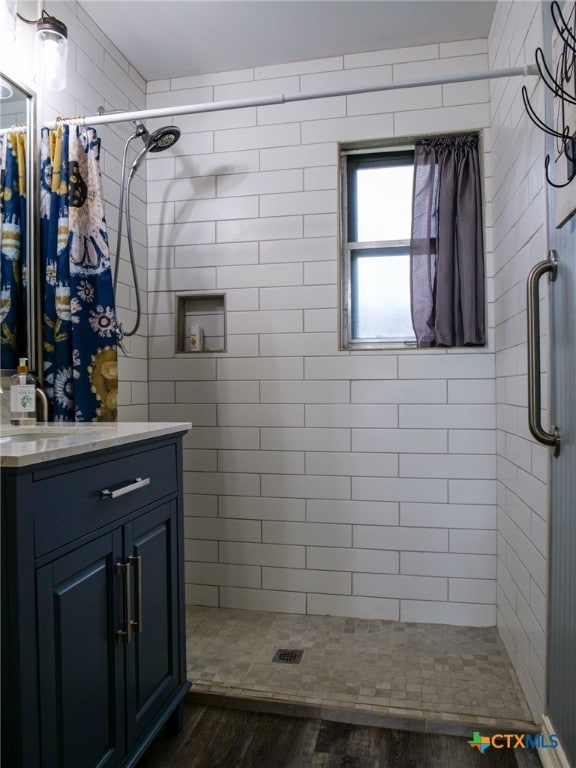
[0, 3, 149, 420]
[488, 1, 548, 721]
[3, 1, 545, 724]
[146, 39, 497, 629]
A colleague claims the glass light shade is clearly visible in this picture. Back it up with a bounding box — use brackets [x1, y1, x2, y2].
[0, 79, 14, 100]
[0, 0, 17, 44]
[34, 16, 68, 91]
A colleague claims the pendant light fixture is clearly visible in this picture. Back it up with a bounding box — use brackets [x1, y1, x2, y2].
[32, 10, 68, 91]
[7, 3, 69, 91]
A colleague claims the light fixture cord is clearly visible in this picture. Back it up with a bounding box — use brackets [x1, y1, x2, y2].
[16, 8, 43, 24]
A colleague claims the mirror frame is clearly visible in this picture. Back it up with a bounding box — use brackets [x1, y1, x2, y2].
[0, 71, 39, 377]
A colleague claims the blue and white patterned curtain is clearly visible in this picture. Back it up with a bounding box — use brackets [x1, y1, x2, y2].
[0, 130, 27, 369]
[40, 124, 118, 421]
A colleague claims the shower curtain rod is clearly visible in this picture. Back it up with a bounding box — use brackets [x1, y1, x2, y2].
[45, 64, 538, 129]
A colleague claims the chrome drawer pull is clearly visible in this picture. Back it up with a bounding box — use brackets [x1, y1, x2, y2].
[129, 555, 143, 635]
[115, 561, 132, 644]
[100, 477, 150, 500]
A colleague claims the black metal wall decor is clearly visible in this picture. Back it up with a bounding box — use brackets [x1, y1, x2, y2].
[523, 0, 576, 194]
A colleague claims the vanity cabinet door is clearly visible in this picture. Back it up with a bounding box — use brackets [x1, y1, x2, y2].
[124, 499, 181, 750]
[36, 531, 126, 768]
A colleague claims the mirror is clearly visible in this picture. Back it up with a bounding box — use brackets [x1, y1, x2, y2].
[0, 71, 37, 375]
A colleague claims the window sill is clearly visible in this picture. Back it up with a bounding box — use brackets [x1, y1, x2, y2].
[340, 340, 418, 351]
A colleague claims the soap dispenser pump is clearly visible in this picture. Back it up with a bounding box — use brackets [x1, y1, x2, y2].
[10, 358, 37, 426]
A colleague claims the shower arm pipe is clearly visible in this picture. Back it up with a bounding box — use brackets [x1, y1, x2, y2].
[45, 64, 539, 129]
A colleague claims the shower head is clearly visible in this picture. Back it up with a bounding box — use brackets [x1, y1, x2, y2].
[127, 124, 181, 177]
[147, 126, 181, 152]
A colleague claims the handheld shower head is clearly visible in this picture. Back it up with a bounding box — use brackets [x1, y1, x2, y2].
[115, 120, 182, 344]
[128, 124, 181, 176]
[147, 126, 181, 152]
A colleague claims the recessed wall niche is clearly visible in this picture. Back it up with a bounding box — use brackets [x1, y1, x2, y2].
[175, 293, 226, 354]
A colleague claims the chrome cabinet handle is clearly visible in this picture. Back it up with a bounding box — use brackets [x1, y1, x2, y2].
[116, 561, 132, 644]
[101, 477, 150, 500]
[527, 250, 560, 457]
[129, 555, 143, 635]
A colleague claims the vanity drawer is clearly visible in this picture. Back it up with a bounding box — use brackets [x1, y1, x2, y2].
[34, 442, 178, 557]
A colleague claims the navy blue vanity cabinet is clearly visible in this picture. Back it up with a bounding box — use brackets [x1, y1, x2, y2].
[1, 431, 191, 768]
[36, 530, 126, 768]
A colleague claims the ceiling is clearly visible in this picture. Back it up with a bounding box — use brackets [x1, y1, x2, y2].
[78, 1, 497, 82]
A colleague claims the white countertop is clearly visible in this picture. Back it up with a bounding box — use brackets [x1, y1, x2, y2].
[0, 422, 192, 468]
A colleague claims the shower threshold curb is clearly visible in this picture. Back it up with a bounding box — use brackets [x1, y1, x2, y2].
[186, 685, 539, 739]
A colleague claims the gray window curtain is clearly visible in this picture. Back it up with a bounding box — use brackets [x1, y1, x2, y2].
[410, 134, 485, 347]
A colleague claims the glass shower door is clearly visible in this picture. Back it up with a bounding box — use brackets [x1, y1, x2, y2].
[546, 209, 576, 768]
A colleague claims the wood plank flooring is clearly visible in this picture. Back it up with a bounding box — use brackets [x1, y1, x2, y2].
[137, 705, 544, 768]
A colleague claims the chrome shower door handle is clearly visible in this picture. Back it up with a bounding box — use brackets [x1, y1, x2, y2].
[527, 251, 560, 457]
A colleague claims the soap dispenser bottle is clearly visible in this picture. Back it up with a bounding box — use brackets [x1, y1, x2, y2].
[10, 358, 37, 426]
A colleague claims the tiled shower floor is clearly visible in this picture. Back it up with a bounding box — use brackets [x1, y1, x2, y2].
[185, 606, 536, 733]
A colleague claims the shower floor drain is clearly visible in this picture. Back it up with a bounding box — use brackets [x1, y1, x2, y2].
[272, 649, 303, 664]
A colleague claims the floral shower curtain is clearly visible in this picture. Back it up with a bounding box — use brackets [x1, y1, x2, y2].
[0, 130, 27, 369]
[40, 124, 118, 421]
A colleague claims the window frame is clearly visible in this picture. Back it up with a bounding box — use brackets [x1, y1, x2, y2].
[339, 145, 417, 350]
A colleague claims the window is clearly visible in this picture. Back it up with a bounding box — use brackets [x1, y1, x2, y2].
[340, 136, 486, 349]
[340, 147, 416, 349]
